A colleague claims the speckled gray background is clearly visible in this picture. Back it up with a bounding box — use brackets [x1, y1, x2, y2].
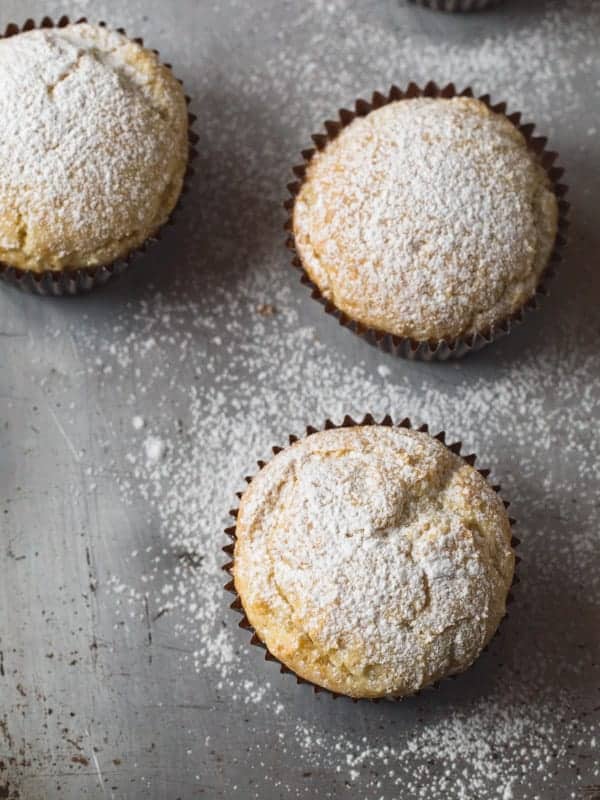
[0, 1, 599, 799]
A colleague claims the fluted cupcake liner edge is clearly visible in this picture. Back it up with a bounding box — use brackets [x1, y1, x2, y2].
[223, 413, 520, 702]
[410, 0, 504, 12]
[284, 81, 569, 361]
[0, 16, 199, 297]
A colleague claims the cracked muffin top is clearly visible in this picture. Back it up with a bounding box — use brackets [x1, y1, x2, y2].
[233, 425, 514, 699]
[292, 97, 558, 343]
[0, 23, 189, 272]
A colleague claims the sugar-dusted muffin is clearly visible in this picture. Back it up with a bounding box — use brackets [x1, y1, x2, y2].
[232, 424, 515, 699]
[292, 96, 558, 346]
[0, 22, 189, 276]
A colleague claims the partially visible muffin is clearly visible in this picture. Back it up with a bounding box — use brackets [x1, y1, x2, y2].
[293, 96, 558, 344]
[411, 0, 503, 10]
[0, 23, 189, 273]
[233, 424, 515, 699]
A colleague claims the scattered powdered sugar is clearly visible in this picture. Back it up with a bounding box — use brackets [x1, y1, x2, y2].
[14, 0, 599, 797]
[502, 782, 515, 800]
[65, 250, 599, 797]
[143, 435, 165, 463]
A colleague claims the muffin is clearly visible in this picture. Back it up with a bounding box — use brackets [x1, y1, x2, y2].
[229, 421, 515, 699]
[289, 90, 563, 358]
[411, 0, 503, 10]
[0, 21, 190, 293]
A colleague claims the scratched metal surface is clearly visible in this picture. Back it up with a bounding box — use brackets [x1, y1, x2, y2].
[1, 1, 599, 799]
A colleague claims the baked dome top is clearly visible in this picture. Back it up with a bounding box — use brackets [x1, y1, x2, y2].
[233, 425, 515, 698]
[293, 97, 558, 342]
[0, 23, 189, 272]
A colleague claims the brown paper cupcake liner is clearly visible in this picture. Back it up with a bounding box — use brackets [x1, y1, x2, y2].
[223, 414, 520, 701]
[0, 16, 199, 296]
[410, 0, 503, 11]
[284, 82, 569, 361]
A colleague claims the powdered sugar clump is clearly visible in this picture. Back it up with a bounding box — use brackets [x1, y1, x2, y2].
[144, 436, 165, 463]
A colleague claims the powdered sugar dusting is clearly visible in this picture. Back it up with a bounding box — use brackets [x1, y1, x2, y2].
[234, 426, 514, 698]
[69, 0, 600, 777]
[0, 23, 187, 270]
[65, 248, 599, 796]
[294, 97, 558, 341]
[4, 0, 599, 797]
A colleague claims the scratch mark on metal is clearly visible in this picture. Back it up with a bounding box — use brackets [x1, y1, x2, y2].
[90, 636, 98, 670]
[46, 403, 80, 463]
[144, 596, 153, 664]
[84, 729, 107, 795]
[86, 546, 97, 593]
[65, 737, 83, 751]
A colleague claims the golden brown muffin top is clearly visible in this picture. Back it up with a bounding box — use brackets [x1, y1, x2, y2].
[293, 97, 558, 342]
[234, 425, 515, 699]
[0, 23, 189, 272]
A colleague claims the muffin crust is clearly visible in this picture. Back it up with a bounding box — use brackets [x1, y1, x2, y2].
[233, 425, 515, 699]
[293, 97, 558, 342]
[0, 23, 189, 272]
